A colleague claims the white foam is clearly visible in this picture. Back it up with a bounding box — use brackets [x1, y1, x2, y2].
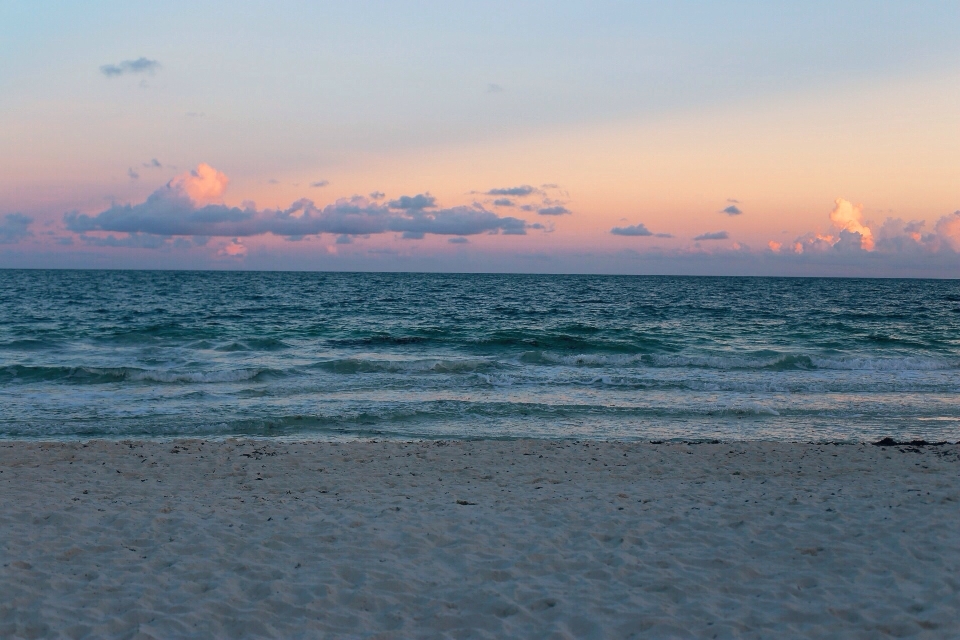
[126, 368, 266, 383]
[476, 373, 515, 386]
[320, 357, 495, 374]
[540, 352, 958, 372]
[648, 354, 792, 369]
[809, 356, 955, 371]
[533, 353, 646, 367]
[712, 401, 781, 416]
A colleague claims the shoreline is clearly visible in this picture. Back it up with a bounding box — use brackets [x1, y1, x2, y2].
[3, 439, 958, 638]
[3, 435, 957, 445]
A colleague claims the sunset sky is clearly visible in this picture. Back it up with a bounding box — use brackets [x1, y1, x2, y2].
[2, 1, 959, 276]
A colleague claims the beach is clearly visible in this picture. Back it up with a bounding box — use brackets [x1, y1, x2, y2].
[1, 439, 958, 638]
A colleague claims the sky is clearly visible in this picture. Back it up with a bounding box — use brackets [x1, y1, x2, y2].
[1, 1, 959, 276]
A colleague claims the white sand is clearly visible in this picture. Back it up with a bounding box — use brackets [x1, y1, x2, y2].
[1, 439, 958, 639]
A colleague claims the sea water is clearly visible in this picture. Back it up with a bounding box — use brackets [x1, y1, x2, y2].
[2, 270, 959, 442]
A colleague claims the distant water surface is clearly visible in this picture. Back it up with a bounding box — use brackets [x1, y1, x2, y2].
[2, 270, 959, 442]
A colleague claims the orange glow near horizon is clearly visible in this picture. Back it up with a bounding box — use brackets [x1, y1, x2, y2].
[2, 62, 959, 274]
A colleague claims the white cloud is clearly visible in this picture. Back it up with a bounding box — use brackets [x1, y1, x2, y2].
[828, 198, 873, 250]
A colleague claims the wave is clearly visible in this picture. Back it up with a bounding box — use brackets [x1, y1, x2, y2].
[807, 355, 956, 371]
[126, 368, 276, 383]
[4, 396, 959, 441]
[94, 324, 221, 345]
[520, 352, 646, 367]
[709, 402, 780, 417]
[471, 369, 960, 393]
[473, 331, 651, 353]
[863, 333, 935, 348]
[523, 350, 957, 372]
[0, 338, 58, 351]
[213, 337, 291, 352]
[475, 373, 517, 386]
[0, 364, 277, 385]
[0, 395, 792, 429]
[310, 357, 498, 375]
[0, 365, 128, 384]
[524, 350, 800, 369]
[327, 334, 435, 347]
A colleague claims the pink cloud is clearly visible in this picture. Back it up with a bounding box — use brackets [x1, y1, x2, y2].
[778, 199, 960, 257]
[828, 198, 874, 250]
[168, 163, 230, 203]
[217, 239, 247, 257]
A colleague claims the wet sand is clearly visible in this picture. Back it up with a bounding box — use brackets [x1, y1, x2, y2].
[1, 439, 958, 638]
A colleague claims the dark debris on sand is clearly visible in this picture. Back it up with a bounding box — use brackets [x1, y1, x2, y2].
[872, 438, 952, 447]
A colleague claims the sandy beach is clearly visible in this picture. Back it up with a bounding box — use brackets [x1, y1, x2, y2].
[1, 439, 958, 638]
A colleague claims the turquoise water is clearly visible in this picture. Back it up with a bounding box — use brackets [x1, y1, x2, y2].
[2, 270, 959, 441]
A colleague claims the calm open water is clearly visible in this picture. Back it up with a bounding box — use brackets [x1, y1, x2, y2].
[2, 270, 959, 442]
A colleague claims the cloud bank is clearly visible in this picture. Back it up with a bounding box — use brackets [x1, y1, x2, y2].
[771, 197, 960, 257]
[63, 165, 533, 244]
[30, 164, 960, 277]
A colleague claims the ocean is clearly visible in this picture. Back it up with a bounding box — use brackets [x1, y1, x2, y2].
[1, 270, 959, 442]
